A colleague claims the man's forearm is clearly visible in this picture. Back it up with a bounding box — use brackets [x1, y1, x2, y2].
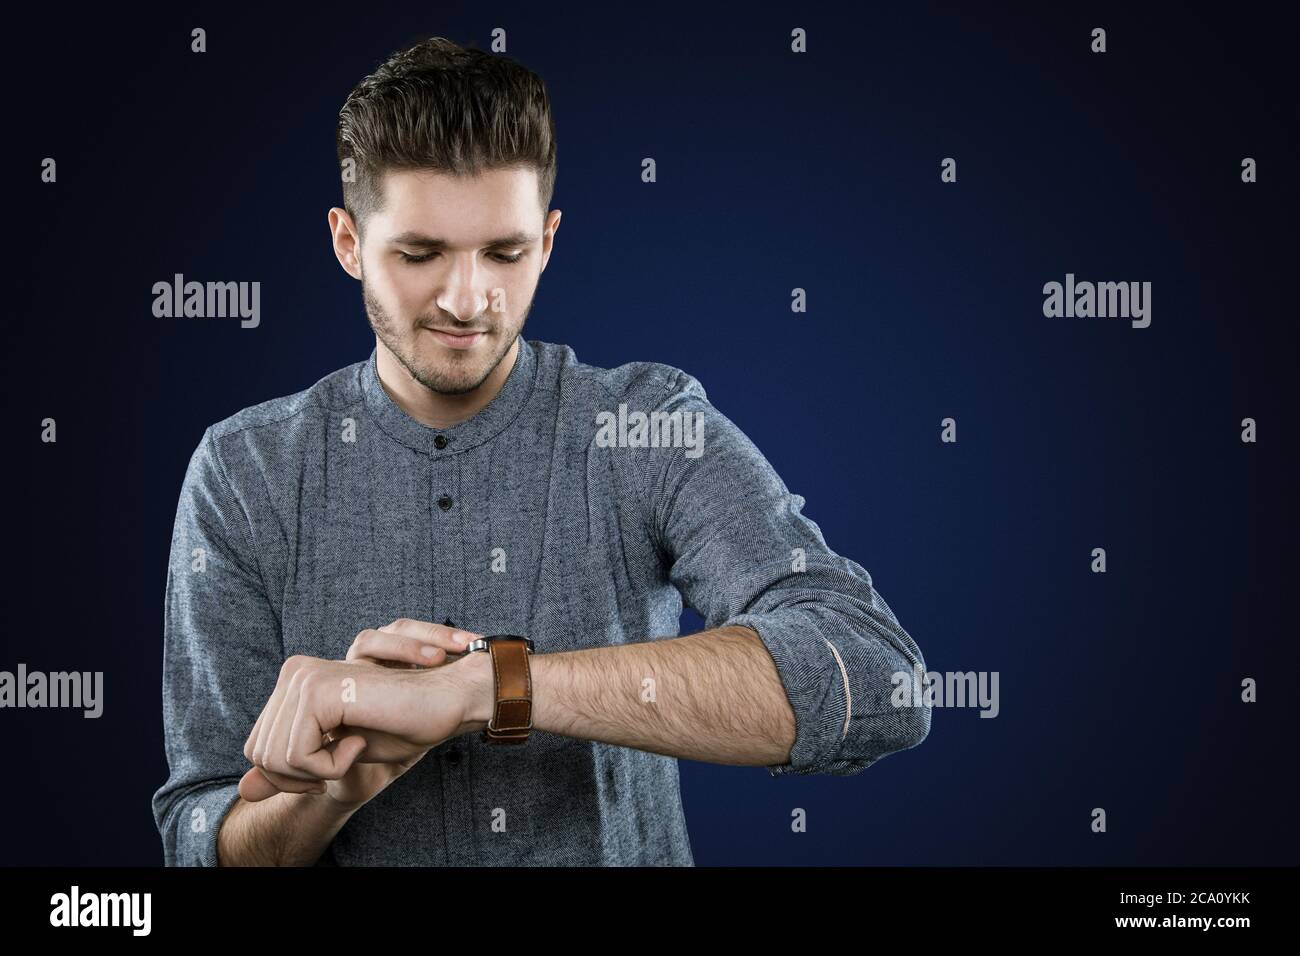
[216, 790, 357, 866]
[464, 625, 796, 767]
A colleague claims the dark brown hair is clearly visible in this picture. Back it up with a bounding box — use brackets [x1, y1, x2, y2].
[336, 36, 557, 238]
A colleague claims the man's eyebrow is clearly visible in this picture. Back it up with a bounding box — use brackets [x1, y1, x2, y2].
[387, 231, 539, 248]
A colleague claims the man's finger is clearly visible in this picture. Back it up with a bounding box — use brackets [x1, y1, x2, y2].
[347, 620, 480, 666]
[238, 766, 326, 802]
[244, 708, 265, 763]
[382, 618, 479, 646]
[257, 669, 307, 779]
[346, 628, 447, 665]
[252, 656, 307, 766]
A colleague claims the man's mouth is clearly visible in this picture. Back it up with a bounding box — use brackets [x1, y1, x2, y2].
[425, 327, 485, 350]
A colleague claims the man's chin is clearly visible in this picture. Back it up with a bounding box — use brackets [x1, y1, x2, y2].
[427, 375, 487, 396]
[403, 366, 482, 395]
[411, 355, 498, 395]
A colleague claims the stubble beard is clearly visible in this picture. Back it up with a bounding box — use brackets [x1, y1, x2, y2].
[362, 278, 524, 396]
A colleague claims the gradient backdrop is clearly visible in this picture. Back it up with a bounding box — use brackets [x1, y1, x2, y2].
[4, 2, 1295, 865]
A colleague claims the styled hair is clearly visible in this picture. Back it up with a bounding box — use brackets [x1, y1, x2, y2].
[336, 36, 557, 237]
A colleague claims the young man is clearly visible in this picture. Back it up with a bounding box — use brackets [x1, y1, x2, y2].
[152, 36, 930, 867]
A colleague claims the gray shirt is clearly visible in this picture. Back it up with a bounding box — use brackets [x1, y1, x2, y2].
[152, 338, 930, 866]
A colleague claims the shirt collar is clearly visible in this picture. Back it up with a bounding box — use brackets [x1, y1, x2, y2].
[360, 335, 537, 454]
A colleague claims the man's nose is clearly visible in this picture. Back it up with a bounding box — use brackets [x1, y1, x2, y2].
[435, 254, 490, 322]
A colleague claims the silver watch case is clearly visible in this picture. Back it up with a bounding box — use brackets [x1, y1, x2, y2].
[466, 634, 534, 653]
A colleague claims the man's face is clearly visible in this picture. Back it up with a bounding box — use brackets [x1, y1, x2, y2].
[340, 166, 559, 395]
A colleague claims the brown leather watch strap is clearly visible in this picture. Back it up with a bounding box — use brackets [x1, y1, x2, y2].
[483, 636, 533, 744]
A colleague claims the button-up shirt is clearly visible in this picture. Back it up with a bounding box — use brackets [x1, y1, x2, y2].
[152, 338, 930, 866]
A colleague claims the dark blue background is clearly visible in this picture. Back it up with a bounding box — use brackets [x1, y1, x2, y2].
[4, 2, 1295, 865]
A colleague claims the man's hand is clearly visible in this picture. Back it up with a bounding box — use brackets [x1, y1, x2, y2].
[237, 620, 488, 807]
[312, 619, 484, 808]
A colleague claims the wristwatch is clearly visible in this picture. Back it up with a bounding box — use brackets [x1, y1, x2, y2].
[465, 635, 535, 744]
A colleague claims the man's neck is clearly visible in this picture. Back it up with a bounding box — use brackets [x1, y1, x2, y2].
[375, 335, 519, 430]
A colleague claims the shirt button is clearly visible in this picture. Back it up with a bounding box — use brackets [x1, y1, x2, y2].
[437, 495, 453, 511]
[433, 434, 448, 450]
[445, 747, 462, 765]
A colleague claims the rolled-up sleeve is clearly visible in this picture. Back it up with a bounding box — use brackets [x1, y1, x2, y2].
[151, 426, 284, 864]
[647, 372, 931, 777]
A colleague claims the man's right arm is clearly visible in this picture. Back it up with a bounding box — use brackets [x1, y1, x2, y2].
[152, 425, 354, 866]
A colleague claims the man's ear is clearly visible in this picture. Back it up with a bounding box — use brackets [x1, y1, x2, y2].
[540, 208, 562, 272]
[329, 207, 363, 280]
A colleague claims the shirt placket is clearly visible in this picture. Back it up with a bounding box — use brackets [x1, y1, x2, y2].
[430, 443, 475, 864]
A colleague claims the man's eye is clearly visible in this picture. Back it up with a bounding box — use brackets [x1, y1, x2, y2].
[397, 251, 524, 265]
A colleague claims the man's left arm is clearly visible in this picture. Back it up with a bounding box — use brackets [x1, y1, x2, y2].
[458, 623, 802, 768]
[459, 369, 931, 777]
